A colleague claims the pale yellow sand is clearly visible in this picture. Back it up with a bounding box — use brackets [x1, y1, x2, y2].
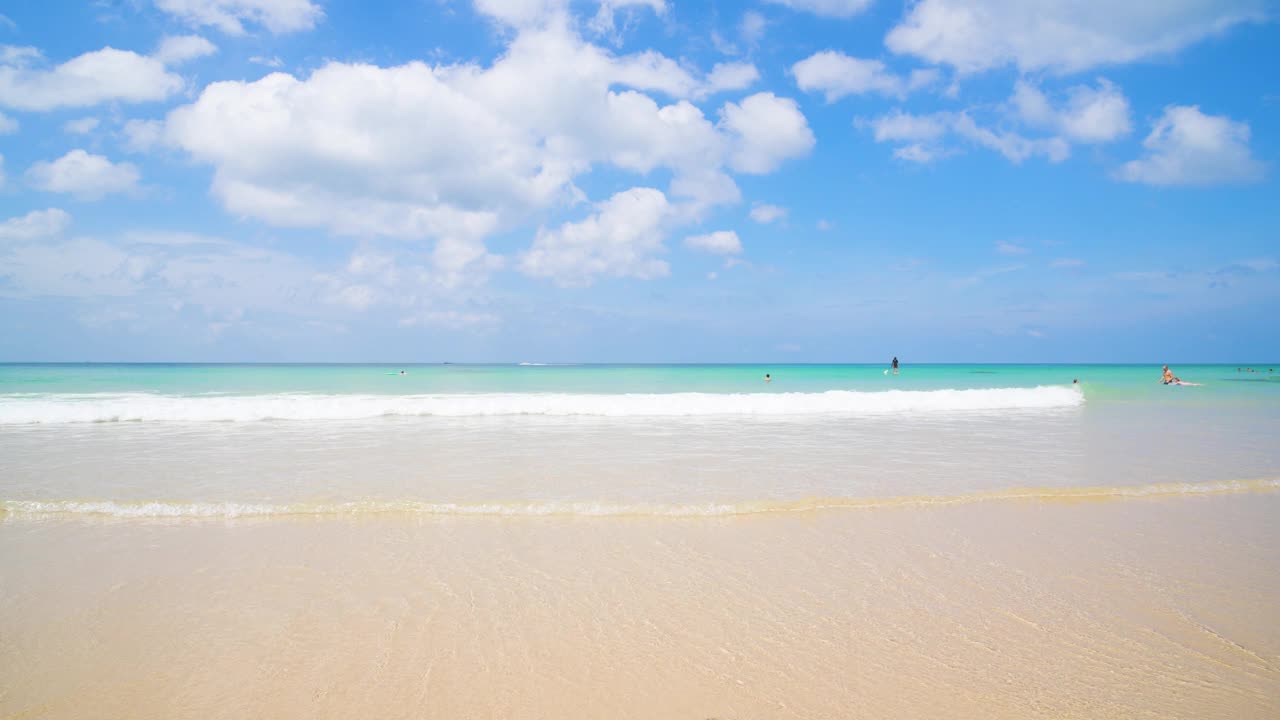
[3, 493, 1279, 719]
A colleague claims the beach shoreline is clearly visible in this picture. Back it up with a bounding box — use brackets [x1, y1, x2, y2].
[4, 492, 1278, 719]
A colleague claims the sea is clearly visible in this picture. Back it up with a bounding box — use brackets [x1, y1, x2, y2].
[2, 363, 1278, 718]
[1, 363, 1277, 516]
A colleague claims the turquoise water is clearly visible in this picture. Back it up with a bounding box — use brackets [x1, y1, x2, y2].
[1, 362, 1277, 515]
[2, 362, 1276, 397]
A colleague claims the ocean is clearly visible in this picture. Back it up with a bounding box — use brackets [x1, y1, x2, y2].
[2, 363, 1278, 718]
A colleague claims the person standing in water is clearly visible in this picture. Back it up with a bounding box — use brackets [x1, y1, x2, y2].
[764, 373, 772, 383]
[891, 357, 899, 375]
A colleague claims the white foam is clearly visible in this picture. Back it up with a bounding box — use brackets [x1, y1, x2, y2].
[0, 386, 1083, 424]
[4, 478, 1276, 519]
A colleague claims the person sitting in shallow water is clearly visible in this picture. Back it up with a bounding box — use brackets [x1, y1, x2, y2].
[1160, 365, 1178, 385]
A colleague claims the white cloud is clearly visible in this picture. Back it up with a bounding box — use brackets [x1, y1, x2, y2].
[154, 0, 323, 35]
[867, 110, 1067, 164]
[792, 52, 914, 101]
[764, 0, 874, 18]
[701, 62, 760, 97]
[749, 204, 787, 224]
[519, 187, 671, 286]
[474, 0, 568, 27]
[249, 55, 284, 68]
[588, 0, 667, 38]
[995, 240, 1029, 256]
[684, 230, 742, 255]
[162, 22, 812, 285]
[0, 46, 183, 111]
[398, 310, 500, 330]
[122, 119, 165, 152]
[719, 92, 815, 174]
[865, 110, 949, 142]
[0, 208, 71, 241]
[953, 114, 1070, 164]
[26, 150, 140, 199]
[886, 0, 1266, 74]
[1013, 78, 1131, 143]
[0, 232, 326, 320]
[740, 11, 767, 46]
[892, 144, 938, 163]
[153, 35, 217, 65]
[0, 110, 14, 133]
[63, 117, 99, 134]
[1116, 105, 1264, 186]
[336, 284, 375, 310]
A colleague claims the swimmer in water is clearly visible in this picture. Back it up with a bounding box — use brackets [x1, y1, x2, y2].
[764, 373, 771, 383]
[1160, 365, 1176, 385]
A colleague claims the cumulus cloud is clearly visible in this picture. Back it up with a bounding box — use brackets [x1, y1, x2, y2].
[162, 21, 812, 285]
[153, 35, 218, 65]
[764, 0, 873, 18]
[587, 0, 667, 38]
[0, 208, 71, 241]
[26, 150, 140, 199]
[793, 51, 933, 101]
[0, 45, 183, 111]
[684, 230, 742, 255]
[154, 0, 323, 35]
[865, 110, 949, 142]
[886, 0, 1266, 74]
[749, 204, 786, 223]
[700, 62, 760, 97]
[719, 92, 815, 174]
[474, 0, 569, 27]
[519, 187, 671, 286]
[1013, 78, 1131, 143]
[1116, 105, 1264, 186]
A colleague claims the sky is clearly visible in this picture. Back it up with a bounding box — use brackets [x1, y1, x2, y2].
[0, 0, 1276, 363]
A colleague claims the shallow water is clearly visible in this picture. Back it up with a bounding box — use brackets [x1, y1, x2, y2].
[1, 363, 1278, 718]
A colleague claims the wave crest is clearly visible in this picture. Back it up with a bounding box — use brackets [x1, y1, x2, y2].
[0, 387, 1082, 424]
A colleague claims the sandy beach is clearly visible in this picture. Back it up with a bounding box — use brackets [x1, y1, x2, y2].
[4, 490, 1278, 719]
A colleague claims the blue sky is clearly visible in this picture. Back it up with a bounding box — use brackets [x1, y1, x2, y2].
[0, 0, 1276, 362]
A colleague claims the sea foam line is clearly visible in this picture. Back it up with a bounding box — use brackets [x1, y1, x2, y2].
[3, 479, 1276, 520]
[0, 386, 1082, 424]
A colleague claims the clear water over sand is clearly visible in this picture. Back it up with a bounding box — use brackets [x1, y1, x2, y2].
[2, 364, 1278, 718]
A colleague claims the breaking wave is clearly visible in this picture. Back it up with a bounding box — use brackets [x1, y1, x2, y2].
[0, 386, 1083, 424]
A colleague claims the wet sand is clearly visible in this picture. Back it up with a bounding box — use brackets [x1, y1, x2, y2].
[3, 492, 1278, 719]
